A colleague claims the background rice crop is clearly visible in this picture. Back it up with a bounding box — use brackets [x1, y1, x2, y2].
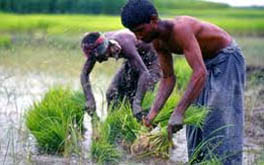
[0, 11, 263, 36]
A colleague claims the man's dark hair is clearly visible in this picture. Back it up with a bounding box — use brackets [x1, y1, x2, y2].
[121, 0, 158, 30]
[82, 32, 100, 44]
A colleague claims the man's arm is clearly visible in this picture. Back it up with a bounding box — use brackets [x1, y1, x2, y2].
[121, 39, 151, 118]
[168, 26, 207, 139]
[80, 57, 96, 116]
[145, 48, 176, 125]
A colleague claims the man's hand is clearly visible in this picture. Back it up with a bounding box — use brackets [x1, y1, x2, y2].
[142, 116, 152, 128]
[84, 100, 96, 116]
[167, 112, 183, 141]
[132, 102, 143, 116]
[167, 123, 183, 141]
[132, 103, 148, 122]
[134, 111, 148, 122]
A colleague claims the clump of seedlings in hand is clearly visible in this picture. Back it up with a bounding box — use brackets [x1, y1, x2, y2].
[130, 104, 209, 159]
[91, 58, 209, 161]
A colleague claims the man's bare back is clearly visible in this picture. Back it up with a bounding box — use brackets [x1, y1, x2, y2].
[151, 16, 232, 59]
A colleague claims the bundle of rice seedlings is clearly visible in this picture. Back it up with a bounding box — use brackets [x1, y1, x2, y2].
[91, 115, 122, 164]
[141, 88, 156, 111]
[103, 103, 142, 144]
[26, 86, 85, 155]
[91, 103, 145, 164]
[153, 104, 209, 128]
[131, 100, 209, 159]
[91, 139, 121, 164]
[183, 105, 209, 128]
[152, 92, 181, 127]
[131, 126, 173, 159]
[174, 57, 192, 90]
[91, 57, 206, 161]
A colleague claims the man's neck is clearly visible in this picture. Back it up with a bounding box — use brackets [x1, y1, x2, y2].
[156, 20, 174, 41]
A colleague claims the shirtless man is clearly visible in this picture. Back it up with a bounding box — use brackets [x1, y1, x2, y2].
[121, 0, 245, 164]
[81, 29, 160, 120]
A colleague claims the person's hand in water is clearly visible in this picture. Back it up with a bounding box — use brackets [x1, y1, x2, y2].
[84, 99, 96, 116]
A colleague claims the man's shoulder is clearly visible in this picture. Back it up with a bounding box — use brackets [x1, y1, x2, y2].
[173, 16, 198, 29]
[172, 16, 202, 39]
[112, 29, 136, 41]
[173, 15, 199, 22]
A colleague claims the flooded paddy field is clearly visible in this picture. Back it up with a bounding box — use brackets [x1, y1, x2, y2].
[0, 34, 263, 164]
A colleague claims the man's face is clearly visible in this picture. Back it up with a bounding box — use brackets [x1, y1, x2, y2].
[82, 39, 110, 63]
[131, 23, 157, 43]
[93, 43, 109, 63]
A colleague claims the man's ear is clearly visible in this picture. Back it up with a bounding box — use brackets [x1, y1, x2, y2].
[150, 14, 158, 25]
[109, 40, 121, 57]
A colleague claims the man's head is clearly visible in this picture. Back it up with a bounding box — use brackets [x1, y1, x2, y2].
[81, 32, 109, 62]
[121, 0, 159, 43]
[81, 32, 122, 62]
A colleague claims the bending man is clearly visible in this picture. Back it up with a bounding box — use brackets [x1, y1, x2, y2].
[80, 29, 161, 120]
[121, 0, 245, 164]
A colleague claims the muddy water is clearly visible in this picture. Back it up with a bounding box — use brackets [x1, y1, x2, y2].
[0, 65, 263, 165]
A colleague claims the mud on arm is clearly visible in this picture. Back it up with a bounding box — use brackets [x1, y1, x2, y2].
[80, 57, 96, 116]
[122, 41, 152, 118]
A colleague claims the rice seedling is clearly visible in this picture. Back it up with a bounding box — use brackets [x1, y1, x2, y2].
[90, 55, 209, 161]
[1, 10, 264, 36]
[91, 85, 209, 161]
[255, 150, 264, 165]
[130, 105, 209, 159]
[0, 35, 11, 48]
[130, 126, 173, 159]
[129, 69, 209, 159]
[25, 86, 85, 155]
[188, 125, 235, 164]
[91, 139, 121, 165]
[173, 57, 192, 90]
[90, 117, 122, 165]
[90, 103, 147, 164]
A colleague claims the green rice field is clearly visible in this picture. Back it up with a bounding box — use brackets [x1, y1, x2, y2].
[0, 7, 264, 164]
[0, 8, 264, 35]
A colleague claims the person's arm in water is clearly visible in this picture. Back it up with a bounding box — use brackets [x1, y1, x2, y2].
[80, 56, 96, 116]
[120, 36, 152, 119]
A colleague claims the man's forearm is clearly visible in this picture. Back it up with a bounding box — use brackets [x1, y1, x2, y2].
[174, 70, 206, 116]
[147, 75, 176, 121]
[133, 72, 149, 113]
[80, 59, 96, 105]
[81, 73, 95, 102]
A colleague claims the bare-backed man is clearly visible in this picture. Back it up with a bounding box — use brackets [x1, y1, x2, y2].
[121, 0, 245, 164]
